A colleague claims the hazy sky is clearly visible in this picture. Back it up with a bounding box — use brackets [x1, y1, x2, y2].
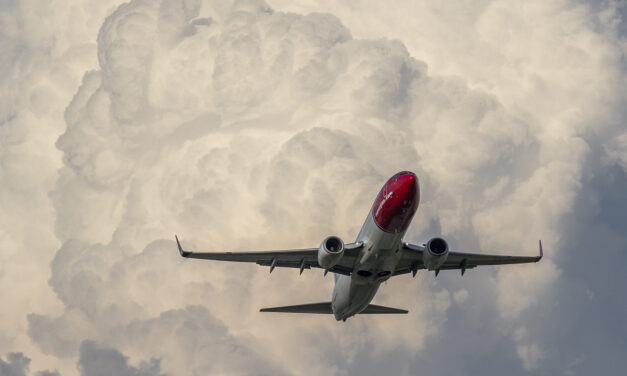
[0, 0, 625, 375]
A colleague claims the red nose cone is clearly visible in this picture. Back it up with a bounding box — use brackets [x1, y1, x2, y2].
[372, 171, 420, 233]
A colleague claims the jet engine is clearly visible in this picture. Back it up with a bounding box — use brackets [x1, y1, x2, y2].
[422, 237, 449, 270]
[318, 236, 345, 269]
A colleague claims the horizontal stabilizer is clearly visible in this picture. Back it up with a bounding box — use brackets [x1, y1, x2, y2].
[260, 302, 408, 314]
[360, 304, 408, 314]
[260, 302, 333, 314]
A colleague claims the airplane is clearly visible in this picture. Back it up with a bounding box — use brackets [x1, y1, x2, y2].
[175, 171, 543, 321]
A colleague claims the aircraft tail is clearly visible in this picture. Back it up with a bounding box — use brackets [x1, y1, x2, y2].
[260, 302, 408, 314]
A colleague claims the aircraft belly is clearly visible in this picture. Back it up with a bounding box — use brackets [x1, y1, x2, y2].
[346, 283, 380, 316]
[354, 212, 404, 282]
[333, 278, 380, 320]
[332, 213, 407, 320]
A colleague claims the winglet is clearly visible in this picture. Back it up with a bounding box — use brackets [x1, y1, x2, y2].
[537, 240, 543, 262]
[175, 235, 192, 257]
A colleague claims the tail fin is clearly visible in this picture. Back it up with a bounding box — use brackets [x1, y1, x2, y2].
[260, 302, 408, 314]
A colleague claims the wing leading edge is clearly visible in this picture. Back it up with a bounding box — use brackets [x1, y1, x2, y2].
[395, 240, 543, 276]
[175, 235, 363, 276]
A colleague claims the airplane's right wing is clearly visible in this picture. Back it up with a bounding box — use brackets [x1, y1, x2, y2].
[175, 236, 363, 276]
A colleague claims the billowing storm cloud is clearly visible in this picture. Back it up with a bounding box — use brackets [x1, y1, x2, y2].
[0, 0, 625, 375]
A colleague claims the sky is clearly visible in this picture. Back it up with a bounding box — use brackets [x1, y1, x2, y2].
[0, 0, 625, 375]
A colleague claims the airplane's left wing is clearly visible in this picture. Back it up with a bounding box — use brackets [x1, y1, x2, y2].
[394, 240, 543, 277]
[175, 236, 363, 276]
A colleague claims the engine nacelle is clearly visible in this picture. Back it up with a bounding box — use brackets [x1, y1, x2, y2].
[318, 236, 345, 269]
[422, 237, 449, 270]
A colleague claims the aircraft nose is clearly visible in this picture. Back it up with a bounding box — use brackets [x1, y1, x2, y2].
[399, 172, 419, 209]
[372, 171, 420, 233]
[401, 172, 418, 196]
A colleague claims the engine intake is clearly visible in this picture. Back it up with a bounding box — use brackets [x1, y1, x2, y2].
[423, 237, 449, 270]
[318, 236, 344, 269]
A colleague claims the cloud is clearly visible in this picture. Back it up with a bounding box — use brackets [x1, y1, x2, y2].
[605, 132, 627, 170]
[0, 353, 30, 376]
[27, 240, 284, 375]
[78, 341, 165, 376]
[0, 0, 625, 375]
[0, 352, 60, 376]
[452, 289, 469, 305]
[35, 372, 61, 376]
[32, 0, 472, 372]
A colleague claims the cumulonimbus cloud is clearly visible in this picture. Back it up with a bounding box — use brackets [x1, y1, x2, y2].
[0, 0, 624, 374]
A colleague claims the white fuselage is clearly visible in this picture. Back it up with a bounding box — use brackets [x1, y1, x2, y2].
[331, 212, 407, 321]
